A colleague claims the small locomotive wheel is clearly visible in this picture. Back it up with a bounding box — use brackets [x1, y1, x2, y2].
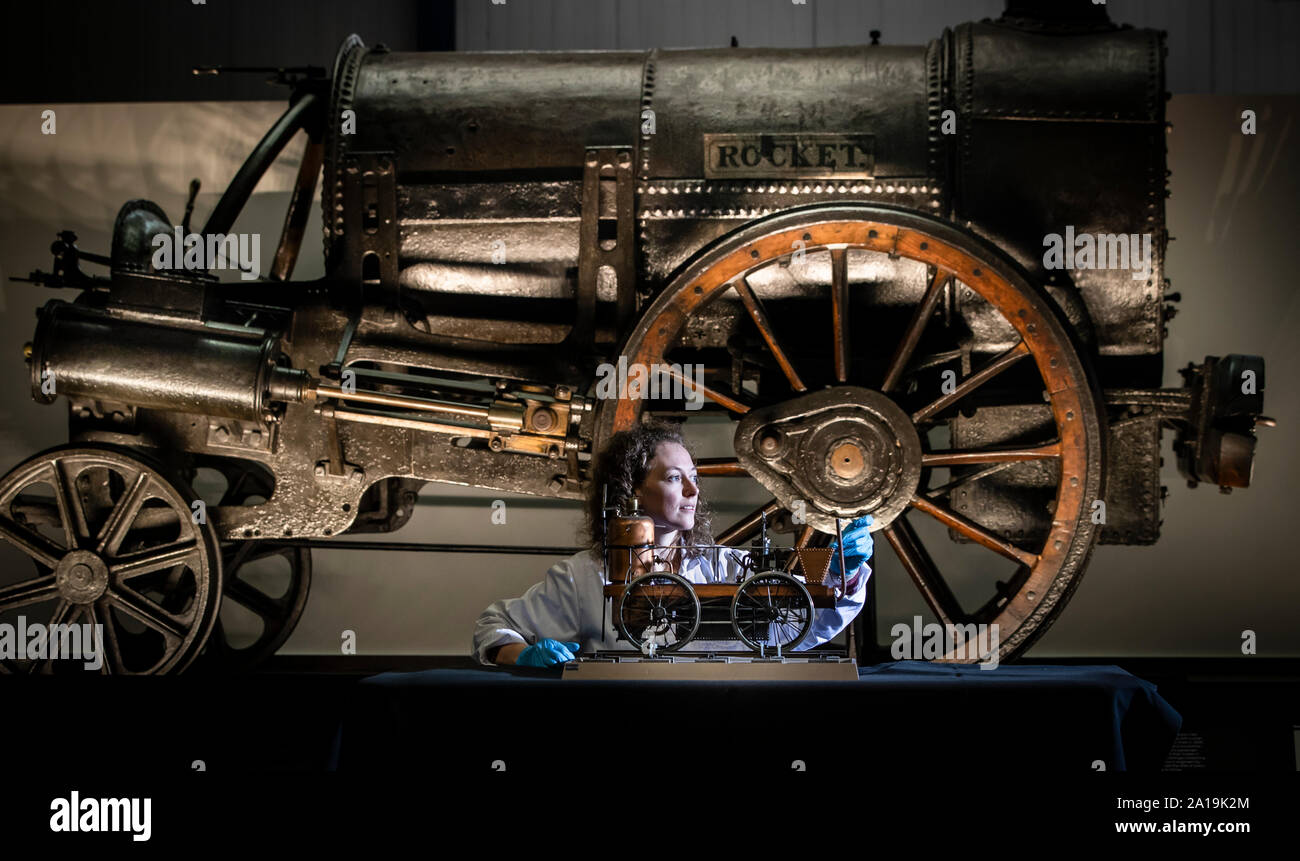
[0, 443, 223, 674]
[596, 203, 1106, 664]
[204, 541, 311, 670]
[616, 571, 701, 653]
[197, 464, 312, 670]
[731, 571, 814, 652]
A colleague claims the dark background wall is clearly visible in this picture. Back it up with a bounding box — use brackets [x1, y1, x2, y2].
[2, 0, 1296, 103]
[0, 0, 447, 103]
[459, 0, 1300, 95]
[0, 1, 1295, 658]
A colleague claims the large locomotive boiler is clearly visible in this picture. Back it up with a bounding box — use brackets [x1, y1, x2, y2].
[1, 0, 1268, 673]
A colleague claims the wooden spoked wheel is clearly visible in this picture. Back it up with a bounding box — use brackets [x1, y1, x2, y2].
[731, 571, 815, 652]
[594, 204, 1104, 663]
[0, 443, 222, 674]
[616, 572, 701, 653]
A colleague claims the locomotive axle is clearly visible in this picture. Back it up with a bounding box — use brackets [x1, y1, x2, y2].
[736, 386, 923, 533]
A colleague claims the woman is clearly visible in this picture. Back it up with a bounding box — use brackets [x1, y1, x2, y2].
[472, 422, 874, 666]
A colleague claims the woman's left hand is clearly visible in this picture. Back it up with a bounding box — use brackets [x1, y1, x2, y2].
[828, 515, 874, 579]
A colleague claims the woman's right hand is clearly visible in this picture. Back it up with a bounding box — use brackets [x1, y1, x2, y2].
[514, 638, 582, 667]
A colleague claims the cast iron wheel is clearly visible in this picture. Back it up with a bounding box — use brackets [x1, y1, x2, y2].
[594, 204, 1105, 663]
[0, 443, 223, 674]
[731, 571, 814, 652]
[196, 464, 312, 670]
[203, 541, 311, 670]
[616, 572, 701, 653]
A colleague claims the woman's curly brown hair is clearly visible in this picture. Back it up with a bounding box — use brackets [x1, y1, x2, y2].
[583, 421, 714, 554]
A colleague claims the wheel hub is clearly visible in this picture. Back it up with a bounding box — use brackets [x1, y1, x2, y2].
[735, 386, 922, 532]
[55, 549, 110, 604]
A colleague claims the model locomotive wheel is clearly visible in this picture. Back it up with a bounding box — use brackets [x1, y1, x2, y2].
[731, 571, 814, 652]
[0, 443, 222, 674]
[595, 204, 1105, 664]
[196, 464, 312, 670]
[616, 571, 701, 653]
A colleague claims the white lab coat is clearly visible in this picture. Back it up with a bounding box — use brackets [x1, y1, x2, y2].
[472, 545, 870, 665]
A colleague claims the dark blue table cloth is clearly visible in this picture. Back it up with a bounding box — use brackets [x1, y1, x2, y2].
[331, 660, 1182, 774]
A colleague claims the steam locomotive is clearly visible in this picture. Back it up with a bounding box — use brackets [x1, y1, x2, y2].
[0, 0, 1267, 673]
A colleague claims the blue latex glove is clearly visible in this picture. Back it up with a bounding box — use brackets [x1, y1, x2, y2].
[515, 638, 581, 667]
[828, 515, 874, 589]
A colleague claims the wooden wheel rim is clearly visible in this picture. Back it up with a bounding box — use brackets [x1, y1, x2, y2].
[595, 204, 1104, 662]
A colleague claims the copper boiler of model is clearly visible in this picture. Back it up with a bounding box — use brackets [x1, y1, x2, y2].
[607, 496, 656, 583]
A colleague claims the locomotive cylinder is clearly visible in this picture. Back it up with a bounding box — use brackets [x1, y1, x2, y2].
[28, 300, 308, 423]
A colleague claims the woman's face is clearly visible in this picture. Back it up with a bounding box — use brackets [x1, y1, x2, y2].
[635, 441, 699, 535]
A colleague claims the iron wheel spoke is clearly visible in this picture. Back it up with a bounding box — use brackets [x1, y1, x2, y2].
[882, 267, 950, 393]
[47, 458, 84, 550]
[921, 441, 1061, 467]
[223, 576, 286, 622]
[85, 602, 114, 675]
[715, 499, 783, 545]
[732, 276, 807, 392]
[0, 573, 59, 613]
[0, 515, 63, 571]
[882, 517, 967, 627]
[830, 247, 850, 382]
[107, 588, 189, 644]
[925, 461, 1021, 499]
[911, 341, 1032, 424]
[110, 538, 201, 581]
[95, 470, 152, 558]
[663, 365, 751, 414]
[25, 599, 77, 675]
[909, 495, 1039, 568]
